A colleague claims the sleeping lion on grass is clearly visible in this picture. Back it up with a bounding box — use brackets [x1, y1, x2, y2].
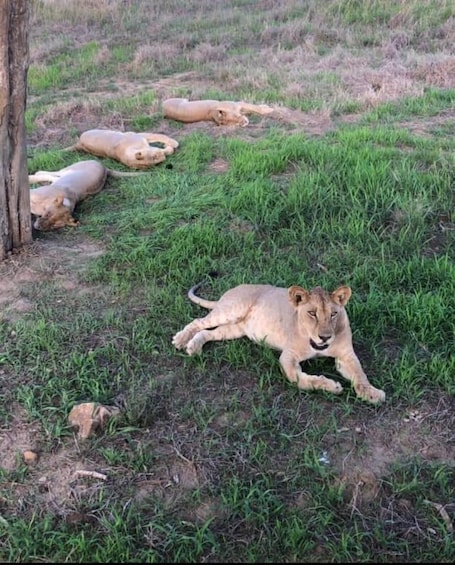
[163, 98, 274, 126]
[29, 160, 142, 231]
[173, 281, 386, 404]
[64, 129, 179, 170]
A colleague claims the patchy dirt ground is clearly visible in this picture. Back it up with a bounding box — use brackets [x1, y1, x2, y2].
[1, 331, 454, 521]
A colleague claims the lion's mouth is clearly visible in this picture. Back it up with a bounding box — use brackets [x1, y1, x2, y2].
[310, 339, 329, 351]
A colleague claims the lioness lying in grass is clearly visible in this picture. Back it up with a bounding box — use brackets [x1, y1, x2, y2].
[173, 282, 386, 404]
[64, 129, 179, 169]
[163, 98, 274, 126]
[29, 160, 142, 231]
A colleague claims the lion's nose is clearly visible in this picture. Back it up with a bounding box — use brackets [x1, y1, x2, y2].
[318, 334, 331, 343]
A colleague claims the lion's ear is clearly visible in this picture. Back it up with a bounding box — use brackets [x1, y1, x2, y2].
[54, 194, 64, 206]
[288, 285, 310, 306]
[331, 286, 352, 306]
[214, 109, 226, 123]
[135, 151, 144, 160]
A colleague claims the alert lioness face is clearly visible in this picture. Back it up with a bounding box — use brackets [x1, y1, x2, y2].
[173, 283, 386, 404]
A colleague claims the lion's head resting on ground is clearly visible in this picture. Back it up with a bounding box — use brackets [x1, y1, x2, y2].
[120, 144, 168, 169]
[207, 105, 250, 126]
[32, 194, 78, 231]
[99, 131, 178, 169]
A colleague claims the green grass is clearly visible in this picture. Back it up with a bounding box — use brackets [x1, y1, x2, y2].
[1, 0, 455, 562]
[364, 88, 455, 123]
[5, 116, 454, 560]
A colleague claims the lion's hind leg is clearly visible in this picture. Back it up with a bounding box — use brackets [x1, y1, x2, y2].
[172, 321, 201, 351]
[239, 102, 274, 115]
[29, 171, 59, 184]
[173, 308, 246, 355]
[184, 324, 245, 355]
[141, 134, 179, 154]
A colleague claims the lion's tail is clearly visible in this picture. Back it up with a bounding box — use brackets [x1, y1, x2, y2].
[106, 169, 146, 178]
[188, 282, 218, 310]
[61, 143, 79, 152]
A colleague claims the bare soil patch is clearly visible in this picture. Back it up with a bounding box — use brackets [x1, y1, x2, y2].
[0, 237, 104, 322]
[1, 378, 454, 520]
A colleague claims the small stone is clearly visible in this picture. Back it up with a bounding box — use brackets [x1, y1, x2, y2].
[23, 450, 38, 465]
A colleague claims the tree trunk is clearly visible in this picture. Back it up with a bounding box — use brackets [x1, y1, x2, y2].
[0, 0, 32, 261]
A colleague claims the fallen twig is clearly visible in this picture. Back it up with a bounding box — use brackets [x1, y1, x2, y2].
[424, 499, 453, 533]
[73, 469, 108, 481]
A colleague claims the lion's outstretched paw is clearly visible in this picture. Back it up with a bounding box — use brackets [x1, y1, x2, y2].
[297, 374, 343, 395]
[324, 377, 343, 395]
[355, 384, 386, 404]
[259, 104, 274, 114]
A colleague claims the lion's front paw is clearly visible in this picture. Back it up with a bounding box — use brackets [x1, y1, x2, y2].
[323, 377, 343, 395]
[355, 383, 386, 404]
[296, 373, 343, 395]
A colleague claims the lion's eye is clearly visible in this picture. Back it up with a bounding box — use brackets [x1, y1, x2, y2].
[331, 312, 338, 318]
[308, 311, 317, 318]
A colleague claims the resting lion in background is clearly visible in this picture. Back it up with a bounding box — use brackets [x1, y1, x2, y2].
[29, 160, 142, 231]
[64, 129, 179, 169]
[163, 98, 274, 126]
[173, 281, 386, 404]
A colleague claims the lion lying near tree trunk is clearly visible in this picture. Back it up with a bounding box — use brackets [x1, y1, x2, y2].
[29, 160, 143, 231]
[173, 281, 386, 404]
[64, 129, 179, 169]
[163, 98, 274, 126]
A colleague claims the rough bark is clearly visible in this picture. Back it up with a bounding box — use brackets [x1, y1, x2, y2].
[0, 0, 32, 261]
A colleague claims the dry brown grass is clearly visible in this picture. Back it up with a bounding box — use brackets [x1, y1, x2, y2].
[27, 0, 454, 151]
[30, 1, 455, 83]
